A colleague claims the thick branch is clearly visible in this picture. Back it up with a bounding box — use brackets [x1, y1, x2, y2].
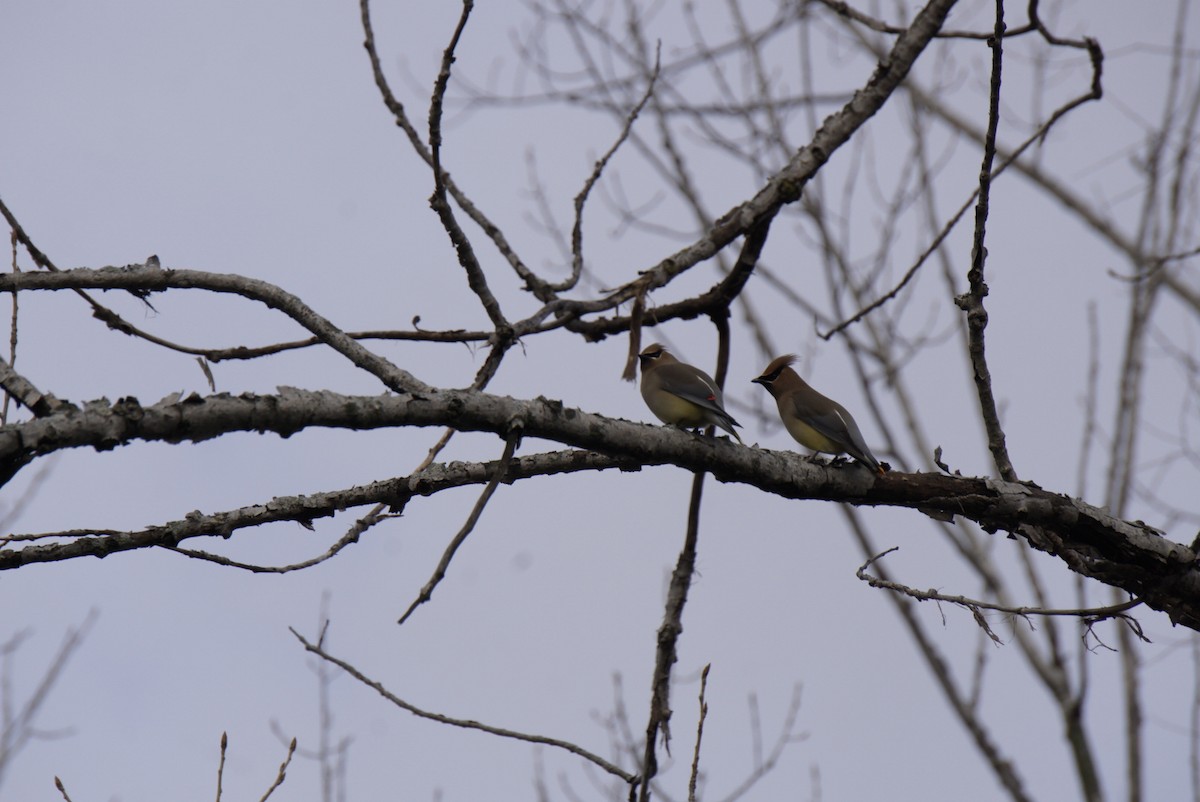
[607, 0, 961, 306]
[364, 0, 959, 335]
[0, 266, 428, 395]
[1, 387, 1196, 630]
[2, 449, 631, 570]
[0, 357, 66, 418]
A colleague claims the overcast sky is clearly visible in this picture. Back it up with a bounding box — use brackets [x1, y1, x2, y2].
[1, 2, 1197, 801]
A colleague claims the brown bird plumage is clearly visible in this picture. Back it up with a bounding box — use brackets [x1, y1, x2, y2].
[638, 343, 742, 442]
[752, 355, 882, 473]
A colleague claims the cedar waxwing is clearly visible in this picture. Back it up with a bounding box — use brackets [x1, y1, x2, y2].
[752, 355, 883, 474]
[638, 343, 742, 442]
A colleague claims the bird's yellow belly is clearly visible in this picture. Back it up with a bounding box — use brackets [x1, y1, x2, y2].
[644, 391, 707, 428]
[781, 412, 842, 454]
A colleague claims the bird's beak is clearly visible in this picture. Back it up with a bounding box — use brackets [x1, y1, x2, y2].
[750, 376, 766, 385]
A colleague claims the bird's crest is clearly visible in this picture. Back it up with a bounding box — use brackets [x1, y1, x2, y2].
[638, 343, 669, 364]
[754, 354, 798, 384]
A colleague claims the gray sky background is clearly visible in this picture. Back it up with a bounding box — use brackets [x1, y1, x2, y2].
[1, 1, 1197, 800]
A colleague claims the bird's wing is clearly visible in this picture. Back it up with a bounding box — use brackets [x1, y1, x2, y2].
[790, 397, 852, 448]
[833, 407, 875, 464]
[657, 364, 738, 423]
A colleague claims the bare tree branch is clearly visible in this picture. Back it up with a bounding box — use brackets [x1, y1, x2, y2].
[4, 446, 635, 568]
[258, 736, 297, 802]
[687, 664, 710, 802]
[858, 548, 1147, 637]
[215, 731, 227, 802]
[0, 386, 1195, 627]
[290, 628, 637, 785]
[0, 266, 428, 394]
[564, 44, 660, 294]
[954, 0, 1016, 481]
[398, 425, 522, 624]
[428, 1, 513, 336]
[843, 509, 1034, 802]
[0, 612, 96, 787]
[0, 357, 66, 418]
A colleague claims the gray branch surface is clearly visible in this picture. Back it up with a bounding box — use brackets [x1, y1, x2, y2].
[1, 386, 1196, 629]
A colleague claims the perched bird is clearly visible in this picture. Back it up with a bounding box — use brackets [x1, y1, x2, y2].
[638, 343, 742, 442]
[752, 355, 883, 474]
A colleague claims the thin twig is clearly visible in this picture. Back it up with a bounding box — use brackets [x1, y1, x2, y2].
[201, 327, 496, 362]
[259, 737, 297, 802]
[687, 664, 710, 802]
[1077, 303, 1100, 498]
[821, 9, 1103, 339]
[844, 513, 1034, 802]
[562, 44, 661, 294]
[0, 610, 97, 786]
[858, 548, 1148, 639]
[1192, 636, 1200, 802]
[711, 683, 807, 802]
[3, 231, 18, 425]
[359, 0, 550, 301]
[290, 629, 637, 784]
[954, 0, 1016, 481]
[428, 1, 511, 334]
[398, 426, 523, 624]
[215, 731, 227, 802]
[815, 0, 1037, 40]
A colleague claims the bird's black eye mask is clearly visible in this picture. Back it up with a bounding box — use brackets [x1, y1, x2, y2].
[754, 368, 783, 384]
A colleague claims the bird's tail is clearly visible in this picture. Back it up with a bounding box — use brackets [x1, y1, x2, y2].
[715, 414, 743, 444]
